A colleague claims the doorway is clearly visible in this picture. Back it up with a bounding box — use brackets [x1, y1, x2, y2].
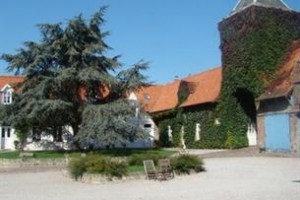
[234, 88, 257, 146]
[0, 127, 12, 150]
[265, 114, 290, 152]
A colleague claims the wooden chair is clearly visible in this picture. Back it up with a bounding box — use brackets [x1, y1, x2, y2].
[158, 158, 174, 180]
[143, 160, 157, 180]
[143, 159, 175, 181]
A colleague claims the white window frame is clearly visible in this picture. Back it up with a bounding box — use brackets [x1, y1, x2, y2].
[1, 85, 13, 105]
[3, 90, 12, 104]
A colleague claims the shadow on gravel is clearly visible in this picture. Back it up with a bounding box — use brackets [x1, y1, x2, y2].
[292, 180, 300, 183]
[200, 147, 300, 159]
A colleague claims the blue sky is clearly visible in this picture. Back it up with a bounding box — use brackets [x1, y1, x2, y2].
[0, 0, 299, 83]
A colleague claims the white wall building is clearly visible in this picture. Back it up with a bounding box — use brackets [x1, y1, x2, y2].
[0, 77, 24, 150]
[0, 77, 158, 151]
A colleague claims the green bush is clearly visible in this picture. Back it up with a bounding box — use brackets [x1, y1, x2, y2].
[105, 158, 128, 178]
[85, 154, 106, 174]
[68, 154, 129, 180]
[14, 141, 20, 150]
[225, 131, 248, 149]
[68, 158, 86, 180]
[171, 154, 205, 175]
[225, 131, 235, 149]
[128, 153, 165, 166]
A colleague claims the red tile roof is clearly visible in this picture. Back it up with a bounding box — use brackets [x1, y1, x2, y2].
[181, 67, 222, 107]
[135, 67, 222, 113]
[0, 76, 25, 90]
[135, 81, 181, 113]
[258, 43, 300, 100]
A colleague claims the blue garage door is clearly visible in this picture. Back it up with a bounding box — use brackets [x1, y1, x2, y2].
[265, 114, 290, 152]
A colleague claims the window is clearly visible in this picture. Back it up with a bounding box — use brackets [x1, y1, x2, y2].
[2, 90, 12, 104]
[1, 128, 11, 138]
[54, 126, 63, 142]
[144, 93, 151, 101]
[144, 124, 152, 128]
[7, 128, 10, 138]
[32, 128, 41, 142]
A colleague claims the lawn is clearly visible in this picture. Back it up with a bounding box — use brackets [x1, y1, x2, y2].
[0, 149, 176, 176]
[0, 149, 175, 160]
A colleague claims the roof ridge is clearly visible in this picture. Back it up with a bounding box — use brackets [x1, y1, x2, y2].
[0, 75, 25, 77]
[183, 66, 222, 80]
[232, 0, 291, 15]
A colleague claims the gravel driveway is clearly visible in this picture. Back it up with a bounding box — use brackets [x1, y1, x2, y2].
[0, 156, 299, 200]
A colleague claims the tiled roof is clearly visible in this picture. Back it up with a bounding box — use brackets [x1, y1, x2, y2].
[181, 68, 222, 107]
[232, 0, 290, 14]
[0, 76, 25, 91]
[258, 44, 300, 100]
[135, 67, 222, 113]
[135, 81, 181, 113]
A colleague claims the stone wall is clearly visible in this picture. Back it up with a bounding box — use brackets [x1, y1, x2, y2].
[0, 158, 67, 168]
[77, 172, 145, 184]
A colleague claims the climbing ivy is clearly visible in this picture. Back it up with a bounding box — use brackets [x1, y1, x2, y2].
[217, 6, 300, 145]
[157, 104, 225, 149]
[156, 6, 300, 149]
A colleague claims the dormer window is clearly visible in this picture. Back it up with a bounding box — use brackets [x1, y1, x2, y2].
[2, 90, 12, 104]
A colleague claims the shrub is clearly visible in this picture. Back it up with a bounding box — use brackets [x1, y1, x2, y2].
[105, 157, 128, 178]
[85, 154, 106, 174]
[14, 141, 20, 150]
[128, 153, 165, 166]
[171, 154, 205, 175]
[68, 155, 129, 180]
[225, 131, 235, 149]
[68, 158, 86, 180]
[225, 131, 248, 149]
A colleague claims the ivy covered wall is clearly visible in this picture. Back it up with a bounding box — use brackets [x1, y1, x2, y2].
[155, 6, 300, 149]
[156, 104, 224, 149]
[217, 6, 300, 145]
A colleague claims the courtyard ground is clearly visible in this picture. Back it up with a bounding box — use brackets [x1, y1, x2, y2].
[0, 150, 299, 200]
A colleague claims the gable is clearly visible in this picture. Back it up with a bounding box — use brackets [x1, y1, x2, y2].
[0, 76, 24, 91]
[291, 60, 300, 84]
[258, 44, 300, 101]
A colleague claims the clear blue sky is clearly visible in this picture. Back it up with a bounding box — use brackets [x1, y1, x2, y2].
[0, 0, 299, 83]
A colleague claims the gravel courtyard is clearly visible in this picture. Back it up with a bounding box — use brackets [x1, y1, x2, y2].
[0, 156, 299, 200]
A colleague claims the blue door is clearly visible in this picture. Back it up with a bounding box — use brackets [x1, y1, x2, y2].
[265, 114, 290, 152]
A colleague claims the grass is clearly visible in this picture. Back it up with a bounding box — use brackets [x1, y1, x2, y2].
[0, 149, 175, 175]
[0, 151, 72, 159]
[0, 149, 175, 160]
[128, 165, 144, 173]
